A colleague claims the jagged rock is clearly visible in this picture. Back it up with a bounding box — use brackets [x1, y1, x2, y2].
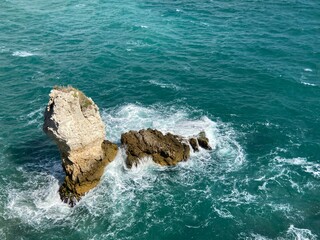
[121, 129, 190, 168]
[43, 86, 118, 206]
[189, 138, 199, 152]
[189, 132, 212, 152]
[197, 131, 212, 150]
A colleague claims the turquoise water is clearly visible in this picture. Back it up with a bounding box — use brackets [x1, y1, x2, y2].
[0, 0, 319, 239]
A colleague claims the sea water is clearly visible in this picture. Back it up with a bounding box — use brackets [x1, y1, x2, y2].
[0, 0, 319, 239]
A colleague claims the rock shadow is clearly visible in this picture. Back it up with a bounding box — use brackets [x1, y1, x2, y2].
[4, 135, 64, 182]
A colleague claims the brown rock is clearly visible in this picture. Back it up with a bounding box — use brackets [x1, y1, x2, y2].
[189, 138, 199, 152]
[43, 86, 118, 206]
[197, 131, 212, 150]
[121, 129, 190, 168]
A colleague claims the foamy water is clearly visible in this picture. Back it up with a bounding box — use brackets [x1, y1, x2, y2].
[12, 51, 36, 57]
[1, 0, 319, 238]
[3, 103, 318, 239]
[3, 104, 246, 233]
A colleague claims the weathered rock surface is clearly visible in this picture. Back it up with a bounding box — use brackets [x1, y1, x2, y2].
[121, 128, 211, 168]
[43, 86, 118, 206]
[197, 131, 212, 150]
[189, 131, 212, 152]
[189, 138, 200, 152]
[121, 129, 190, 167]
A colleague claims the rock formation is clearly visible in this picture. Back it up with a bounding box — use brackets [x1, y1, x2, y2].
[188, 137, 200, 152]
[121, 129, 190, 167]
[43, 86, 118, 206]
[121, 129, 211, 168]
[42, 86, 212, 205]
[189, 131, 212, 152]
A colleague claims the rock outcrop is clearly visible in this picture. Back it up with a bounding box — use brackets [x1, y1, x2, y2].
[121, 129, 190, 167]
[43, 86, 118, 206]
[121, 129, 211, 168]
[189, 131, 212, 152]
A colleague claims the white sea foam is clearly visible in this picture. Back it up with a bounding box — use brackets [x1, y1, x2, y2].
[275, 157, 320, 179]
[5, 103, 245, 233]
[301, 81, 316, 86]
[102, 103, 245, 171]
[75, 4, 86, 8]
[258, 181, 268, 191]
[6, 162, 71, 226]
[213, 206, 234, 218]
[0, 229, 5, 240]
[126, 40, 150, 48]
[285, 225, 318, 240]
[200, 22, 210, 26]
[255, 164, 295, 195]
[105, 103, 245, 179]
[269, 203, 292, 214]
[218, 180, 256, 206]
[304, 68, 313, 72]
[268, 203, 304, 221]
[248, 233, 271, 240]
[78, 150, 165, 232]
[12, 51, 36, 57]
[148, 79, 183, 91]
[20, 107, 43, 127]
[240, 225, 317, 240]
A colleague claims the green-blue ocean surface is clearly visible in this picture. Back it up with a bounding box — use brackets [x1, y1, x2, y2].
[0, 0, 319, 239]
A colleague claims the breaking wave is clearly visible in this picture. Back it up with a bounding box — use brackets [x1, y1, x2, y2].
[3, 103, 319, 239]
[12, 51, 37, 57]
[240, 225, 318, 239]
[3, 103, 245, 237]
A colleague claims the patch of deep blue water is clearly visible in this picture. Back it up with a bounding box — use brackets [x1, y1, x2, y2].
[0, 0, 319, 239]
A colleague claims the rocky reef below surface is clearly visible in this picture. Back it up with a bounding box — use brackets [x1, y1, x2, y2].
[43, 86, 211, 206]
